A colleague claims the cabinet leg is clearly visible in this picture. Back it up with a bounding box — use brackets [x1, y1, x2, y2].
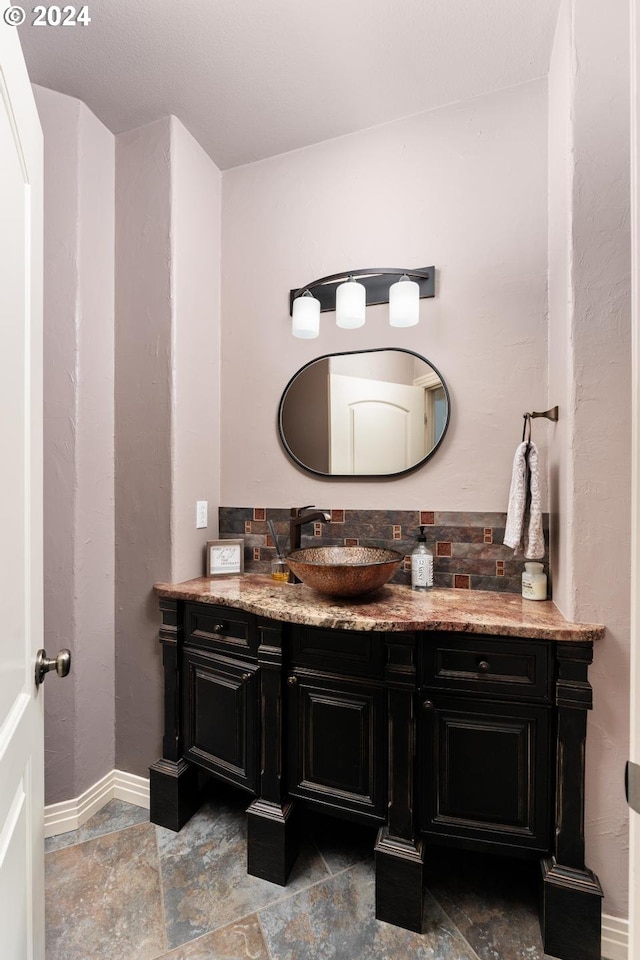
[246, 798, 298, 886]
[375, 828, 424, 933]
[541, 858, 603, 960]
[149, 758, 200, 832]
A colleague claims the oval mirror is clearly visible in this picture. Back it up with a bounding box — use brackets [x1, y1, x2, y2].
[278, 348, 450, 478]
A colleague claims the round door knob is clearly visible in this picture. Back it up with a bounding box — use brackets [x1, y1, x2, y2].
[478, 660, 491, 673]
[422, 699, 434, 712]
[287, 675, 298, 686]
[35, 649, 71, 687]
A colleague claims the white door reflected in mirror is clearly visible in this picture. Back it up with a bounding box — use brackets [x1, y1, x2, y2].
[278, 348, 450, 478]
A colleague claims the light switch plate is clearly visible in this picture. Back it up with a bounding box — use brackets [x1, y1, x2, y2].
[196, 501, 208, 529]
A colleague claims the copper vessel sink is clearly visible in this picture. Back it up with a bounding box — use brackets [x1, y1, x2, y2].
[285, 545, 403, 598]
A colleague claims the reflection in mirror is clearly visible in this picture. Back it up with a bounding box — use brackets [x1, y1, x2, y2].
[278, 348, 450, 478]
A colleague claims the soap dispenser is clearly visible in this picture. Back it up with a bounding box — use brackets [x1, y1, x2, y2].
[411, 525, 433, 591]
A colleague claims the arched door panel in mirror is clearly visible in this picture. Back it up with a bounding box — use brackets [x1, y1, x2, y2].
[278, 348, 450, 478]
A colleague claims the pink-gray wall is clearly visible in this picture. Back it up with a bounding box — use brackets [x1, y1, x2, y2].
[39, 102, 222, 794]
[548, 0, 631, 918]
[115, 117, 222, 777]
[35, 84, 116, 805]
[115, 118, 174, 777]
[170, 120, 222, 580]
[221, 79, 550, 511]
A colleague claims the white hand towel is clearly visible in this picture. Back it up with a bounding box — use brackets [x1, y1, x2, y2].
[503, 441, 545, 560]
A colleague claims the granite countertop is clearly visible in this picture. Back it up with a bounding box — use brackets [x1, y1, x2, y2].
[154, 575, 604, 642]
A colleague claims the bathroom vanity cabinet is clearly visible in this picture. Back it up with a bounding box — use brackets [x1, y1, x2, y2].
[150, 577, 605, 960]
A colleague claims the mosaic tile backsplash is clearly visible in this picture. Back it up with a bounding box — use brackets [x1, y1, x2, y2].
[219, 507, 550, 595]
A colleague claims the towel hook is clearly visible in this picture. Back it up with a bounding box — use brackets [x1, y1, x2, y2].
[522, 405, 558, 445]
[523, 406, 559, 423]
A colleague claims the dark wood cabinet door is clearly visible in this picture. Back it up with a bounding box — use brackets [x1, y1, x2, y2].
[183, 647, 258, 793]
[287, 672, 386, 822]
[419, 695, 551, 852]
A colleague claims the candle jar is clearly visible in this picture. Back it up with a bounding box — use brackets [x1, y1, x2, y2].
[522, 562, 547, 601]
[271, 559, 289, 582]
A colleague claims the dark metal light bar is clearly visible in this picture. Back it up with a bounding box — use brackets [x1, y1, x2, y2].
[289, 267, 435, 316]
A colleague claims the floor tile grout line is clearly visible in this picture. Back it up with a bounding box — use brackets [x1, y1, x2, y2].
[44, 813, 533, 960]
[252, 861, 490, 960]
[152, 824, 170, 959]
[144, 911, 274, 960]
[156, 858, 368, 953]
[250, 859, 368, 921]
[424, 891, 484, 960]
[309, 833, 334, 877]
[48, 803, 500, 960]
[256, 911, 276, 960]
[45, 816, 151, 855]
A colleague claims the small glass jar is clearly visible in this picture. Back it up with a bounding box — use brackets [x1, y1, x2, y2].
[271, 559, 289, 582]
[522, 562, 547, 601]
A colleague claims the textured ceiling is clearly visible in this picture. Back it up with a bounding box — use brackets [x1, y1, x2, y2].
[19, 0, 560, 169]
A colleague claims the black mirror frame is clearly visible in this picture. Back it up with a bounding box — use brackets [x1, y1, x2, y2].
[277, 347, 451, 480]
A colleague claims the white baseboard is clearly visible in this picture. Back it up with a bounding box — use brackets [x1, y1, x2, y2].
[112, 770, 150, 809]
[602, 914, 629, 960]
[44, 769, 150, 838]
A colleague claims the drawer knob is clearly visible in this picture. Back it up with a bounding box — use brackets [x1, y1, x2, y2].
[287, 675, 298, 686]
[478, 660, 491, 673]
[213, 623, 226, 633]
[422, 699, 434, 712]
[242, 673, 250, 682]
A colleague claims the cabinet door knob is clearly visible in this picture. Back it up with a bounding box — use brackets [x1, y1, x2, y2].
[287, 675, 298, 686]
[242, 673, 250, 682]
[422, 699, 434, 712]
[478, 660, 491, 673]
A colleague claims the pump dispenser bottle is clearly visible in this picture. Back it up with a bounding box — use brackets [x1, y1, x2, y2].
[411, 525, 433, 591]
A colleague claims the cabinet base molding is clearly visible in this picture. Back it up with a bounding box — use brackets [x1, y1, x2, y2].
[541, 857, 603, 960]
[375, 828, 424, 932]
[247, 798, 298, 886]
[149, 758, 200, 832]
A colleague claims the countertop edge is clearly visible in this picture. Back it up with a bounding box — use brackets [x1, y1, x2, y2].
[153, 577, 605, 643]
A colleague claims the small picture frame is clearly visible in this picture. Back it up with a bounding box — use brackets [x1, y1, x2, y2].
[206, 539, 245, 577]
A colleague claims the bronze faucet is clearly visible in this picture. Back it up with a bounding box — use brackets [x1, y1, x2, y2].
[288, 506, 331, 583]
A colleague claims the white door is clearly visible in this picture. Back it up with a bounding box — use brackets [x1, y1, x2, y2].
[329, 373, 425, 474]
[0, 10, 45, 959]
[632, 2, 640, 955]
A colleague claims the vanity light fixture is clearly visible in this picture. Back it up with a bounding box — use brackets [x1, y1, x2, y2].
[291, 290, 321, 339]
[336, 275, 366, 329]
[389, 274, 420, 327]
[290, 267, 434, 338]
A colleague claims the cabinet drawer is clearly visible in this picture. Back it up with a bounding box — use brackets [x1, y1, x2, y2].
[422, 635, 551, 701]
[186, 602, 257, 660]
[290, 625, 384, 678]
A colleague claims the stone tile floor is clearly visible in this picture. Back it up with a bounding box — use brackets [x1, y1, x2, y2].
[45, 785, 548, 960]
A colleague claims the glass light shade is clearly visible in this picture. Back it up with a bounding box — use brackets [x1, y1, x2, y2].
[292, 293, 320, 339]
[336, 278, 366, 329]
[389, 276, 420, 327]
